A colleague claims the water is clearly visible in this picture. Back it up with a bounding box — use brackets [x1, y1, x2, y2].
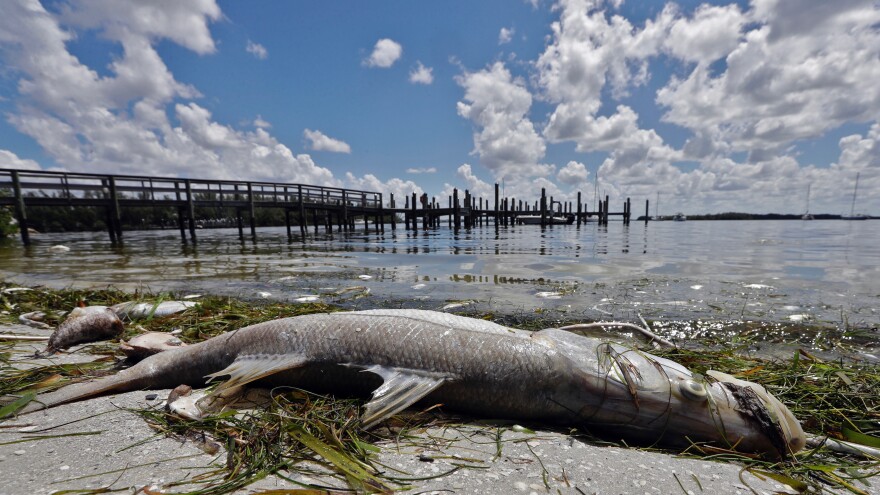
[1, 220, 877, 357]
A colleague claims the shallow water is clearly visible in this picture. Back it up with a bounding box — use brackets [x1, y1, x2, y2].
[1, 219, 877, 357]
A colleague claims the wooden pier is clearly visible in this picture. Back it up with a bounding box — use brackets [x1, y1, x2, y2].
[0, 168, 648, 245]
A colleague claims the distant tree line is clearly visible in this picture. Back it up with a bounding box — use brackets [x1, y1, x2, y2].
[637, 212, 848, 221]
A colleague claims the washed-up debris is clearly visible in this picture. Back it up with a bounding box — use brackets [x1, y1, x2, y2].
[111, 300, 198, 320]
[43, 306, 124, 355]
[18, 311, 52, 330]
[120, 332, 187, 359]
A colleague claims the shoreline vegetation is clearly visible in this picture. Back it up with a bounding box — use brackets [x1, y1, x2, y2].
[1, 283, 878, 494]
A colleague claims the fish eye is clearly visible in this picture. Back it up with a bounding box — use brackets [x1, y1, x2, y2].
[680, 379, 708, 401]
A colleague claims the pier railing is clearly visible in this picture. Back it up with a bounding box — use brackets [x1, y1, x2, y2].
[0, 168, 384, 244]
[1, 168, 644, 245]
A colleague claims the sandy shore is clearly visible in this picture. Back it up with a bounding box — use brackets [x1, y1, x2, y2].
[0, 323, 808, 495]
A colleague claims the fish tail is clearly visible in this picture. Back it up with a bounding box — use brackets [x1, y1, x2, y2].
[18, 341, 220, 415]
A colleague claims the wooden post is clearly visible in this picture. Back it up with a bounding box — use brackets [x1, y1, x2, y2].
[185, 179, 197, 242]
[645, 199, 650, 224]
[378, 193, 384, 233]
[247, 182, 257, 240]
[342, 190, 349, 232]
[448, 196, 452, 228]
[453, 188, 460, 230]
[174, 182, 186, 242]
[411, 192, 418, 230]
[234, 185, 244, 240]
[108, 176, 123, 242]
[101, 179, 117, 244]
[463, 189, 470, 229]
[11, 170, 30, 246]
[404, 195, 410, 230]
[604, 195, 610, 225]
[390, 193, 397, 231]
[577, 191, 583, 226]
[540, 189, 547, 226]
[298, 185, 306, 238]
[625, 197, 631, 225]
[494, 183, 500, 227]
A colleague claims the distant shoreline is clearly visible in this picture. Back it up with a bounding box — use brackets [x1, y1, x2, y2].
[638, 212, 875, 221]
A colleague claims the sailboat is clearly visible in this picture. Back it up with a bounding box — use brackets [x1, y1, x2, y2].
[801, 184, 814, 220]
[841, 172, 868, 220]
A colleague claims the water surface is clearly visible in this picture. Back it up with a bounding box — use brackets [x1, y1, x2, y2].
[1, 220, 877, 356]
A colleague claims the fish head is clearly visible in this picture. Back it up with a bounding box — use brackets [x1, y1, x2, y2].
[701, 369, 806, 455]
[592, 349, 806, 458]
[534, 329, 804, 457]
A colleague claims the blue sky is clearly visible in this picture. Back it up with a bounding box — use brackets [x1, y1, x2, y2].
[0, 0, 878, 214]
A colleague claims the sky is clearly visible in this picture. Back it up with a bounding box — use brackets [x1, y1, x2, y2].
[0, 0, 878, 215]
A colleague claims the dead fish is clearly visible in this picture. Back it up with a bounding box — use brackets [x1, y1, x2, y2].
[18, 309, 804, 457]
[43, 306, 124, 354]
[18, 311, 52, 330]
[120, 332, 187, 359]
[111, 301, 198, 320]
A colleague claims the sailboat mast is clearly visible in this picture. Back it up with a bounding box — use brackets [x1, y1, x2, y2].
[805, 184, 810, 213]
[850, 172, 860, 218]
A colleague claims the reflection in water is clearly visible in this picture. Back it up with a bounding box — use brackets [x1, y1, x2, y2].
[0, 221, 877, 330]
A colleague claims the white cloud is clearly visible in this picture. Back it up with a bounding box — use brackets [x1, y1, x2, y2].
[344, 172, 423, 204]
[303, 129, 352, 154]
[0, 0, 338, 186]
[409, 62, 434, 84]
[365, 38, 402, 68]
[441, 164, 494, 201]
[656, 0, 880, 157]
[406, 167, 437, 174]
[557, 160, 588, 185]
[455, 62, 548, 180]
[253, 115, 271, 129]
[59, 0, 221, 55]
[663, 4, 744, 64]
[0, 150, 42, 171]
[246, 40, 268, 60]
[498, 27, 515, 45]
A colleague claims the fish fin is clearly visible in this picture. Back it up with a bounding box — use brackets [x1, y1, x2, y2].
[360, 365, 449, 429]
[204, 354, 308, 392]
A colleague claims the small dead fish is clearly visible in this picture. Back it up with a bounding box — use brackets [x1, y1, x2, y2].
[120, 332, 187, 359]
[43, 306, 124, 355]
[2, 287, 33, 294]
[111, 301, 198, 320]
[18, 311, 51, 330]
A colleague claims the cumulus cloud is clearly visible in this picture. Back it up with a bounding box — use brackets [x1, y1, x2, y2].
[344, 172, 423, 204]
[303, 129, 352, 154]
[246, 40, 268, 60]
[0, 0, 337, 185]
[656, 0, 880, 157]
[456, 62, 548, 180]
[0, 150, 43, 171]
[406, 167, 437, 174]
[441, 164, 494, 201]
[364, 38, 402, 68]
[409, 62, 433, 84]
[557, 160, 588, 185]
